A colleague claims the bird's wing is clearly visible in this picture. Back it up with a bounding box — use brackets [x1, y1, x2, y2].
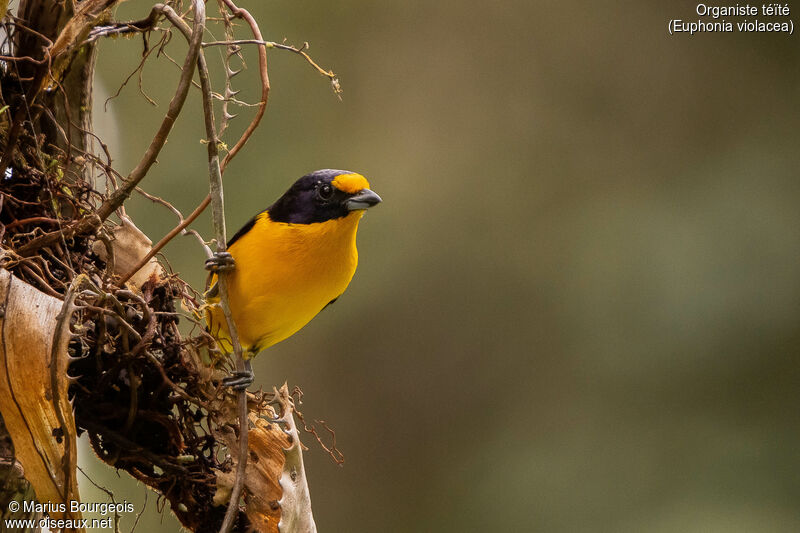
[204, 273, 219, 301]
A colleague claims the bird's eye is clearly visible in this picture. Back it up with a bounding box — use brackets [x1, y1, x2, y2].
[317, 183, 334, 201]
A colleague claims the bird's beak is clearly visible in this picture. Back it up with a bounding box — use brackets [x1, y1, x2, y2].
[346, 188, 382, 211]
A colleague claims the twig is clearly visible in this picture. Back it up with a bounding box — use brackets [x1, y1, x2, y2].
[92, 1, 204, 222]
[290, 387, 345, 464]
[0, 18, 55, 171]
[150, 7, 249, 531]
[0, 0, 118, 172]
[117, 197, 211, 285]
[203, 38, 341, 95]
[131, 490, 147, 532]
[7, 16, 56, 49]
[0, 53, 47, 64]
[85, 8, 163, 42]
[217, 0, 270, 171]
[50, 275, 88, 511]
[217, 8, 242, 136]
[4, 216, 61, 230]
[134, 187, 209, 249]
[16, 1, 206, 257]
[103, 31, 168, 110]
[118, 0, 273, 285]
[19, 264, 62, 298]
[0, 54, 52, 174]
[76, 465, 123, 533]
[195, 27, 249, 533]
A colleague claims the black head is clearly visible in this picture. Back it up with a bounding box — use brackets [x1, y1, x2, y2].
[267, 169, 381, 224]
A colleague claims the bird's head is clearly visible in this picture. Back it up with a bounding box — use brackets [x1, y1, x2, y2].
[268, 169, 382, 224]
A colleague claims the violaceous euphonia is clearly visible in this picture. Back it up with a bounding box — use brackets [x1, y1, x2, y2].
[204, 169, 381, 388]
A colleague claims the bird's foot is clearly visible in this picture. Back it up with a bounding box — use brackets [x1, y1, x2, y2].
[205, 251, 236, 273]
[222, 369, 254, 391]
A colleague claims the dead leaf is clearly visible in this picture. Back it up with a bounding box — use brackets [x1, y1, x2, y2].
[92, 215, 162, 289]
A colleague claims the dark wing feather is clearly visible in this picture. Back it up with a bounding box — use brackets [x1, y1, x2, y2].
[227, 209, 266, 247]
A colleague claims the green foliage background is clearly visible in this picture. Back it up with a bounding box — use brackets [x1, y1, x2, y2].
[79, 1, 800, 531]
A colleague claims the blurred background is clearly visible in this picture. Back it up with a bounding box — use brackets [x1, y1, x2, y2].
[78, 0, 800, 531]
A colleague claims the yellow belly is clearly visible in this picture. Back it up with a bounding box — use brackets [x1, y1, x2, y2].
[206, 211, 362, 354]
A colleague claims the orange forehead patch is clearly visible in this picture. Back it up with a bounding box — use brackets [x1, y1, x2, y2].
[332, 173, 370, 194]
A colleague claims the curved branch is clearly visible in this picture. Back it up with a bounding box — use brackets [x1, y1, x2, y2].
[118, 0, 272, 286]
[203, 39, 340, 94]
[146, 7, 249, 530]
[16, 1, 206, 257]
[217, 0, 270, 170]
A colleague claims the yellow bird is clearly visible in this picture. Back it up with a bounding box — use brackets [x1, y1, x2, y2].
[204, 169, 381, 388]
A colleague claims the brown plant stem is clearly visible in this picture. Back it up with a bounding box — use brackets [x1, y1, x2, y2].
[195, 31, 249, 533]
[16, 1, 205, 257]
[202, 39, 340, 91]
[150, 6, 250, 531]
[117, 0, 271, 286]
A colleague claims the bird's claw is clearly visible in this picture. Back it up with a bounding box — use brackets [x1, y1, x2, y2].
[205, 251, 236, 273]
[222, 369, 254, 391]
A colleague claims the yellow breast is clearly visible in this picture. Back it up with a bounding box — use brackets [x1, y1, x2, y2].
[207, 211, 363, 354]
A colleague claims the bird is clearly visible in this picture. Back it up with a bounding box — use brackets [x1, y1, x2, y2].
[204, 169, 381, 389]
